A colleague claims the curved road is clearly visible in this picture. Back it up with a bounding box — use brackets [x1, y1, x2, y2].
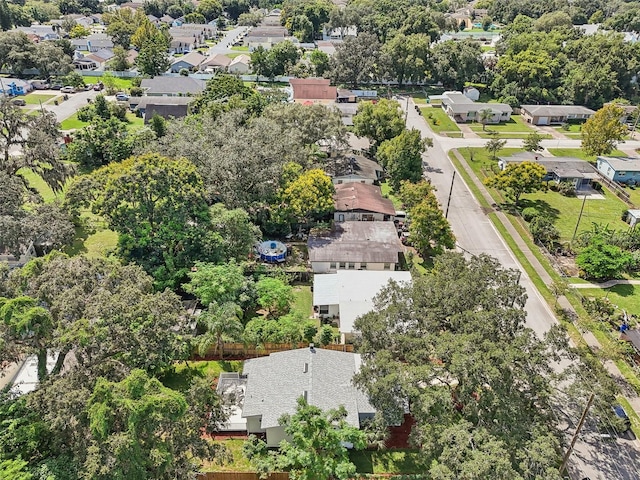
[401, 97, 640, 480]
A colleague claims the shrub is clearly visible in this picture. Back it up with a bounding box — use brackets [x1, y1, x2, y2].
[560, 123, 571, 131]
[130, 86, 143, 97]
[557, 181, 576, 197]
[529, 216, 559, 248]
[521, 207, 540, 222]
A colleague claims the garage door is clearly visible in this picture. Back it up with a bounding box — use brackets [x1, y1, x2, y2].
[538, 117, 548, 125]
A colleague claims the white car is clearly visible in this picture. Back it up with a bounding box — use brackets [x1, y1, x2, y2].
[60, 86, 76, 93]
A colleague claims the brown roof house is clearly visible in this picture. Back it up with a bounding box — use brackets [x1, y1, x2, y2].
[334, 183, 395, 222]
[308, 221, 404, 273]
[289, 78, 337, 105]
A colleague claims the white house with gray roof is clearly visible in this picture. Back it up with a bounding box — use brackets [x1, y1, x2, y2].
[313, 270, 412, 343]
[520, 105, 595, 125]
[240, 347, 375, 446]
[440, 91, 512, 123]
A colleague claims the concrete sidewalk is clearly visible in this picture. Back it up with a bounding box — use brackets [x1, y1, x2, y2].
[451, 148, 640, 416]
[570, 279, 640, 289]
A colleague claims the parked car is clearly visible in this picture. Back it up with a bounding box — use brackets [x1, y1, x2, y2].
[613, 405, 632, 432]
[93, 82, 104, 91]
[12, 98, 26, 106]
[31, 80, 50, 90]
[50, 83, 62, 90]
[60, 86, 76, 93]
[115, 92, 129, 101]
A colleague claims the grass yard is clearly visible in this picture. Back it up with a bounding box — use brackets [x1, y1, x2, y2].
[380, 181, 402, 208]
[81, 75, 135, 90]
[579, 284, 640, 316]
[553, 123, 584, 138]
[469, 115, 536, 135]
[350, 449, 426, 474]
[202, 439, 253, 472]
[519, 188, 629, 241]
[548, 148, 627, 162]
[60, 113, 88, 130]
[457, 146, 524, 181]
[625, 186, 640, 207]
[230, 45, 249, 51]
[61, 112, 144, 131]
[420, 106, 461, 135]
[23, 93, 56, 104]
[291, 285, 312, 319]
[160, 360, 243, 392]
[65, 210, 118, 258]
[17, 167, 61, 203]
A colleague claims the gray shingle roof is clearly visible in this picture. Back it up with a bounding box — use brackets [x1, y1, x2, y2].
[520, 105, 595, 117]
[140, 77, 206, 95]
[308, 221, 403, 264]
[241, 347, 375, 429]
[597, 156, 640, 172]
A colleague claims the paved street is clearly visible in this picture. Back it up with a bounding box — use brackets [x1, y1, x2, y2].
[402, 98, 640, 480]
[42, 88, 99, 122]
[208, 26, 250, 55]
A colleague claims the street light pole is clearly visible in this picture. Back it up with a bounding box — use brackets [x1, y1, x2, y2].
[445, 171, 456, 219]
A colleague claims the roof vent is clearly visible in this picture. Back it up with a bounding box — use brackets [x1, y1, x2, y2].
[309, 343, 315, 351]
[303, 362, 308, 373]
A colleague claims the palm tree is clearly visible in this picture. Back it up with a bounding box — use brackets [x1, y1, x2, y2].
[196, 302, 244, 358]
[479, 108, 493, 131]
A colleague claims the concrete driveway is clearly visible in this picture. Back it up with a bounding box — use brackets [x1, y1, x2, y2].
[43, 88, 99, 122]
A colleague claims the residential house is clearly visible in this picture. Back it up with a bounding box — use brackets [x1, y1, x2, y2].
[147, 14, 160, 24]
[140, 77, 206, 96]
[228, 54, 251, 74]
[498, 152, 599, 190]
[85, 48, 115, 70]
[596, 156, 640, 186]
[316, 40, 336, 56]
[199, 54, 231, 72]
[289, 77, 337, 105]
[604, 102, 638, 125]
[0, 243, 37, 269]
[334, 183, 395, 222]
[332, 154, 384, 185]
[169, 24, 216, 41]
[73, 54, 97, 71]
[128, 95, 193, 114]
[313, 270, 412, 343]
[322, 25, 357, 41]
[0, 77, 32, 96]
[337, 89, 357, 103]
[159, 14, 175, 24]
[169, 36, 199, 55]
[520, 105, 595, 125]
[307, 221, 404, 273]
[239, 347, 376, 446]
[71, 34, 114, 52]
[441, 91, 512, 123]
[333, 102, 358, 126]
[170, 51, 206, 72]
[144, 103, 190, 123]
[15, 25, 60, 41]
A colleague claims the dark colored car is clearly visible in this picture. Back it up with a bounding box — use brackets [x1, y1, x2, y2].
[12, 98, 26, 106]
[613, 405, 632, 432]
[93, 82, 104, 91]
[50, 83, 62, 90]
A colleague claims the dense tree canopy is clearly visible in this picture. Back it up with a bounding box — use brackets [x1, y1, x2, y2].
[581, 104, 628, 156]
[485, 161, 546, 204]
[354, 252, 567, 479]
[353, 99, 405, 149]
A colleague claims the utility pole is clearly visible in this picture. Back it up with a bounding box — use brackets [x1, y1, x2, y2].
[445, 171, 456, 219]
[571, 194, 587, 244]
[559, 393, 594, 475]
[404, 96, 409, 125]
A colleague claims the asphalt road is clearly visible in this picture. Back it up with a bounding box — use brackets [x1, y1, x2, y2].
[402, 97, 640, 480]
[208, 26, 250, 55]
[43, 88, 99, 122]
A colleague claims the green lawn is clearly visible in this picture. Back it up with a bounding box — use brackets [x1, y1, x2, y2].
[548, 148, 627, 162]
[17, 167, 60, 203]
[60, 112, 88, 130]
[160, 360, 243, 392]
[230, 45, 249, 51]
[469, 115, 536, 135]
[61, 112, 144, 131]
[519, 188, 629, 241]
[23, 93, 56, 104]
[380, 181, 402, 208]
[553, 123, 583, 138]
[625, 186, 640, 207]
[420, 106, 461, 135]
[457, 146, 524, 181]
[202, 439, 253, 472]
[579, 284, 640, 316]
[81, 75, 135, 90]
[65, 210, 118, 258]
[350, 449, 426, 474]
[291, 285, 312, 319]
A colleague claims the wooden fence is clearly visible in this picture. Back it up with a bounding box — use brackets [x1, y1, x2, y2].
[193, 342, 354, 360]
[197, 473, 289, 480]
